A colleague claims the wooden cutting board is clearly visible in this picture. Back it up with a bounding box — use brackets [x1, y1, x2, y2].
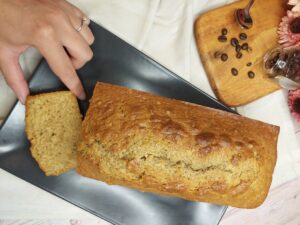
[195, 0, 286, 107]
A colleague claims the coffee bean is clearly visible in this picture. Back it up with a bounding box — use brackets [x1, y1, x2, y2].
[265, 59, 274, 69]
[292, 51, 298, 59]
[266, 52, 284, 73]
[248, 71, 255, 79]
[247, 62, 252, 67]
[288, 61, 300, 79]
[290, 17, 300, 34]
[218, 35, 227, 42]
[288, 68, 297, 79]
[231, 68, 238, 76]
[241, 43, 249, 50]
[221, 53, 228, 61]
[294, 58, 300, 65]
[294, 63, 300, 71]
[272, 53, 280, 64]
[230, 38, 239, 47]
[236, 45, 242, 52]
[272, 58, 278, 65]
[222, 28, 228, 35]
[291, 51, 300, 59]
[291, 54, 299, 61]
[236, 52, 243, 59]
[273, 65, 283, 74]
[295, 57, 300, 64]
[214, 51, 222, 58]
[283, 66, 289, 76]
[282, 53, 289, 62]
[239, 33, 247, 40]
[294, 50, 300, 58]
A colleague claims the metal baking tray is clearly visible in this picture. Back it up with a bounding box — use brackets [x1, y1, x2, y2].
[0, 22, 235, 225]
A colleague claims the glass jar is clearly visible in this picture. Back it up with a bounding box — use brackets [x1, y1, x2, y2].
[264, 47, 300, 90]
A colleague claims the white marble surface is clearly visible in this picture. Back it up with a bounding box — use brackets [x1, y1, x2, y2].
[0, 0, 299, 223]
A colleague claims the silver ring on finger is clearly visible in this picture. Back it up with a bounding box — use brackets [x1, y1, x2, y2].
[82, 16, 90, 25]
[76, 17, 90, 32]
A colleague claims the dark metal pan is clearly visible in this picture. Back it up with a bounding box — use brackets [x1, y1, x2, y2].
[0, 22, 234, 225]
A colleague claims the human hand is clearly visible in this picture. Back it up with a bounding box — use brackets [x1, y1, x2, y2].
[0, 0, 95, 103]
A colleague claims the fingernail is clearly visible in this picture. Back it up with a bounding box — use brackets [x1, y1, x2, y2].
[18, 94, 26, 105]
[18, 89, 29, 105]
[78, 91, 86, 100]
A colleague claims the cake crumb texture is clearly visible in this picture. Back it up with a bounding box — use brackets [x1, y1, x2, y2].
[26, 91, 82, 176]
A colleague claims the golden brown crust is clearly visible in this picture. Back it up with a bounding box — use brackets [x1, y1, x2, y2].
[77, 82, 279, 208]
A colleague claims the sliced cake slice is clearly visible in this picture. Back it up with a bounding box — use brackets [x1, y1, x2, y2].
[25, 91, 82, 176]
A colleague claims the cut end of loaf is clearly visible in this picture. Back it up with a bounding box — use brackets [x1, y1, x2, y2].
[25, 91, 82, 176]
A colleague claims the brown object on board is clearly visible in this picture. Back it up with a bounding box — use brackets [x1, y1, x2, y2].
[194, 0, 285, 106]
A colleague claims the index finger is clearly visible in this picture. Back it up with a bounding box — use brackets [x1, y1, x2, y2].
[37, 40, 86, 100]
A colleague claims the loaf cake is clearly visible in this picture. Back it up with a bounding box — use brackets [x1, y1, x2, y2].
[25, 91, 82, 176]
[77, 82, 279, 208]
